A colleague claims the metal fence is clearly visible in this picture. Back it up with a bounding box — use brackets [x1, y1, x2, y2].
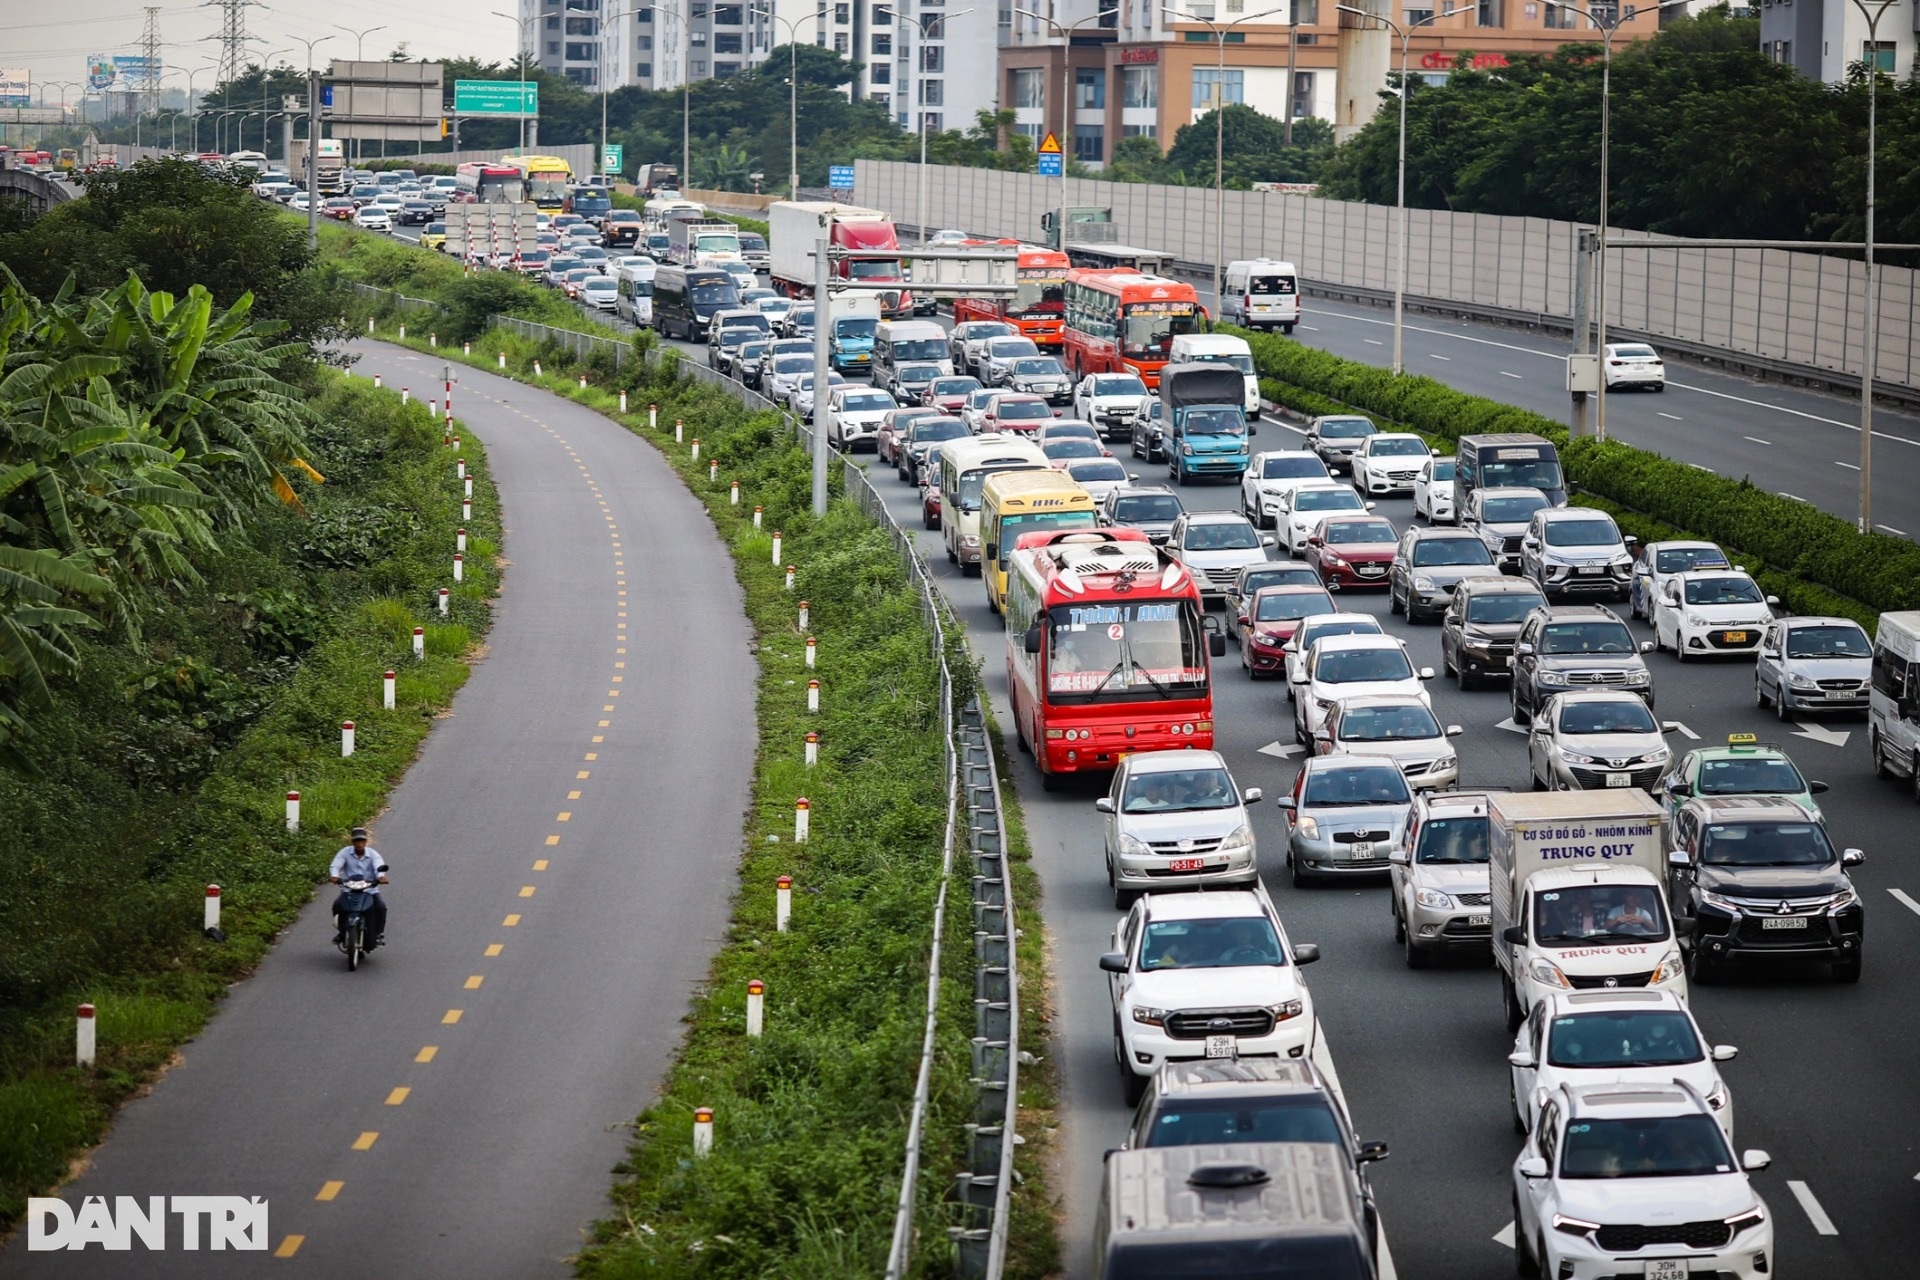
[855, 158, 1920, 395]
[354, 287, 1018, 1278]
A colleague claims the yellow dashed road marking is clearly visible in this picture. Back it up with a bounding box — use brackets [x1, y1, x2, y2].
[485, 943, 503, 957]
[519, 885, 536, 898]
[443, 1009, 464, 1024]
[416, 1046, 439, 1062]
[386, 1087, 411, 1105]
[276, 1235, 304, 1257]
[353, 1132, 379, 1151]
[316, 1182, 343, 1202]
[464, 976, 483, 990]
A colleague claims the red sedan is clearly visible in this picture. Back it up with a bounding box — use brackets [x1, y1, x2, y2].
[922, 375, 982, 413]
[1304, 515, 1398, 589]
[1237, 584, 1338, 676]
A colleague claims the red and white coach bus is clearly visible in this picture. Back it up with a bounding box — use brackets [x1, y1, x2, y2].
[1061, 269, 1204, 390]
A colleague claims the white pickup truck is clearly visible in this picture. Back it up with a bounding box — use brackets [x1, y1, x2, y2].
[1489, 790, 1686, 1030]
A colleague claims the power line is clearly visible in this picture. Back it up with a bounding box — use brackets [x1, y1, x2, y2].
[203, 0, 260, 87]
[140, 6, 165, 113]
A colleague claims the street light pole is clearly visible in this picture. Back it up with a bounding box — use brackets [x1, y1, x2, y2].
[1335, 5, 1442, 375]
[1012, 7, 1109, 255]
[1852, 0, 1893, 532]
[876, 4, 976, 243]
[1165, 4, 1287, 314]
[748, 5, 803, 196]
[333, 26, 386, 162]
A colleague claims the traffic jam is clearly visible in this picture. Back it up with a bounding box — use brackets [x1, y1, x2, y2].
[570, 194, 1899, 1277]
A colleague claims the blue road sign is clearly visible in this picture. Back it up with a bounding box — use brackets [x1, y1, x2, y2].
[1038, 152, 1063, 177]
[829, 164, 855, 190]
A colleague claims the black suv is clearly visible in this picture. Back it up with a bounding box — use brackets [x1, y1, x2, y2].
[1125, 1059, 1387, 1250]
[1509, 603, 1655, 723]
[1666, 796, 1865, 983]
[1439, 577, 1547, 690]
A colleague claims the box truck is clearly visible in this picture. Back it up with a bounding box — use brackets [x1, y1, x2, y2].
[768, 200, 912, 318]
[1487, 790, 1684, 1030]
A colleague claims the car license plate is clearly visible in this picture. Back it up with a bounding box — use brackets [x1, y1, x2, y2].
[1605, 772, 1633, 787]
[1578, 566, 1604, 575]
[1350, 842, 1375, 856]
[1761, 916, 1808, 930]
[1205, 1035, 1237, 1059]
[1644, 1260, 1688, 1280]
[1722, 631, 1749, 643]
[1168, 857, 1206, 872]
[1467, 914, 1491, 928]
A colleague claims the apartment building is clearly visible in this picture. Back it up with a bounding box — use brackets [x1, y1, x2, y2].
[1759, 0, 1914, 80]
[519, 0, 785, 90]
[998, 0, 1667, 164]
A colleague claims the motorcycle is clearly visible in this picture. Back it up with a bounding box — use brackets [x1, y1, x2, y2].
[335, 879, 379, 971]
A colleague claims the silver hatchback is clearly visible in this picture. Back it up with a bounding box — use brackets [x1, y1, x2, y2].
[1278, 754, 1413, 886]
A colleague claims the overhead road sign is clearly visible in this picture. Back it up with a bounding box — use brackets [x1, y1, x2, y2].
[453, 79, 538, 117]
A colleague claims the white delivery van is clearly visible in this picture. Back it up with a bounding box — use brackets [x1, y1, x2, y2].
[615, 260, 658, 326]
[872, 319, 952, 393]
[1169, 333, 1260, 420]
[1222, 258, 1301, 333]
[1868, 610, 1920, 783]
[1488, 790, 1685, 1031]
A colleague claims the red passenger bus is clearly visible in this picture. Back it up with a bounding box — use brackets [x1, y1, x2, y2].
[1061, 270, 1204, 390]
[1004, 529, 1225, 788]
[451, 162, 526, 204]
[953, 242, 1071, 348]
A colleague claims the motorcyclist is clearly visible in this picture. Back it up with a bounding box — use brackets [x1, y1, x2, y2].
[330, 827, 389, 949]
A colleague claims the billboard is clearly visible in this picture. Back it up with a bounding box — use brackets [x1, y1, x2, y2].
[114, 55, 161, 87]
[87, 55, 116, 91]
[0, 69, 28, 109]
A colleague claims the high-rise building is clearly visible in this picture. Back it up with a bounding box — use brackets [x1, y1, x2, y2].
[1759, 0, 1913, 81]
[519, 0, 785, 90]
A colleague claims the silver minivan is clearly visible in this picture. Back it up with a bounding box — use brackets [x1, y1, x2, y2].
[871, 319, 952, 394]
[1867, 610, 1920, 789]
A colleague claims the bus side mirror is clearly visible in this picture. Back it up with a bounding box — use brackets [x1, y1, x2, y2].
[1024, 625, 1043, 654]
[1208, 633, 1227, 658]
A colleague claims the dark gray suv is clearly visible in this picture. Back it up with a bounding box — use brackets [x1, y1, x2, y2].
[1509, 604, 1656, 723]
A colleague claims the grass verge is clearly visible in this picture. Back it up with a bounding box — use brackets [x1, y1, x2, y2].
[0, 375, 500, 1228]
[360, 310, 1062, 1279]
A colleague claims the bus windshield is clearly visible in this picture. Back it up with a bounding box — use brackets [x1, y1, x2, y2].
[529, 174, 570, 203]
[956, 463, 1040, 512]
[1121, 302, 1201, 359]
[1046, 601, 1206, 700]
[1016, 275, 1067, 311]
[999, 510, 1097, 550]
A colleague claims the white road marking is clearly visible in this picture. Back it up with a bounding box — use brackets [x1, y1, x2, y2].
[1835, 461, 1861, 470]
[1744, 436, 1772, 445]
[1787, 1180, 1839, 1235]
[1888, 888, 1920, 918]
[1790, 721, 1852, 747]
[1494, 717, 1528, 735]
[1779, 492, 1806, 502]
[1428, 353, 1452, 361]
[1258, 740, 1303, 759]
[1669, 722, 1700, 740]
[1659, 412, 1685, 421]
[1688, 463, 1714, 473]
[1499, 371, 1523, 379]
[1493, 1222, 1516, 1249]
[1300, 325, 1321, 332]
[1364, 338, 1384, 346]
[1877, 523, 1909, 537]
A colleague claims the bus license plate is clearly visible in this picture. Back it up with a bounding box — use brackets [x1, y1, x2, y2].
[1205, 1035, 1237, 1059]
[1605, 773, 1632, 787]
[1644, 1260, 1688, 1280]
[1761, 916, 1808, 929]
[1168, 857, 1206, 872]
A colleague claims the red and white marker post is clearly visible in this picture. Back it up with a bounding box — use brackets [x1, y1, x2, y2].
[286, 791, 301, 832]
[383, 670, 397, 710]
[804, 731, 818, 767]
[76, 1003, 96, 1068]
[806, 678, 820, 713]
[776, 875, 792, 931]
[745, 980, 765, 1037]
[693, 1107, 714, 1157]
[342, 720, 356, 757]
[794, 797, 810, 842]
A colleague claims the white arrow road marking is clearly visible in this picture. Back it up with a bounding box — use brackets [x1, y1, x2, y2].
[1670, 722, 1700, 740]
[1888, 888, 1920, 918]
[1494, 717, 1528, 735]
[1787, 1180, 1839, 1235]
[1791, 721, 1852, 747]
[1493, 1221, 1516, 1249]
[1258, 740, 1302, 759]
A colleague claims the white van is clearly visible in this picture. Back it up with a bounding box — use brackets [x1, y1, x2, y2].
[937, 434, 1049, 573]
[615, 260, 658, 326]
[872, 319, 952, 393]
[1221, 258, 1301, 333]
[1868, 610, 1920, 784]
[1168, 333, 1260, 420]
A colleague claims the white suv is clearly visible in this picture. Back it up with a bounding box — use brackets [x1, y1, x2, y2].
[1101, 889, 1320, 1106]
[1240, 449, 1332, 528]
[1513, 1080, 1772, 1280]
[1289, 633, 1435, 746]
[1096, 749, 1262, 908]
[1350, 433, 1434, 496]
[1508, 989, 1737, 1139]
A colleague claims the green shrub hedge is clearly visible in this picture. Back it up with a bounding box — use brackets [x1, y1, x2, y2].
[1241, 328, 1918, 621]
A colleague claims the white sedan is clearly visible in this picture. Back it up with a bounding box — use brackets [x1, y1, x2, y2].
[1651, 569, 1778, 660]
[1275, 482, 1374, 556]
[1508, 988, 1736, 1139]
[1411, 455, 1456, 523]
[351, 206, 392, 232]
[1350, 433, 1435, 497]
[1602, 341, 1666, 390]
[1239, 449, 1332, 528]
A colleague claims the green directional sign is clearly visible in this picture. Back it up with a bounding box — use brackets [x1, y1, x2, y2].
[453, 80, 538, 117]
[601, 143, 624, 176]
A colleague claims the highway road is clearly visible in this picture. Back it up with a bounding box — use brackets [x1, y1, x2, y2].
[388, 242, 1920, 1278]
[7, 344, 756, 1275]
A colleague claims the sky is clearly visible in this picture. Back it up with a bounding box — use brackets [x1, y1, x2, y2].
[0, 0, 519, 98]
